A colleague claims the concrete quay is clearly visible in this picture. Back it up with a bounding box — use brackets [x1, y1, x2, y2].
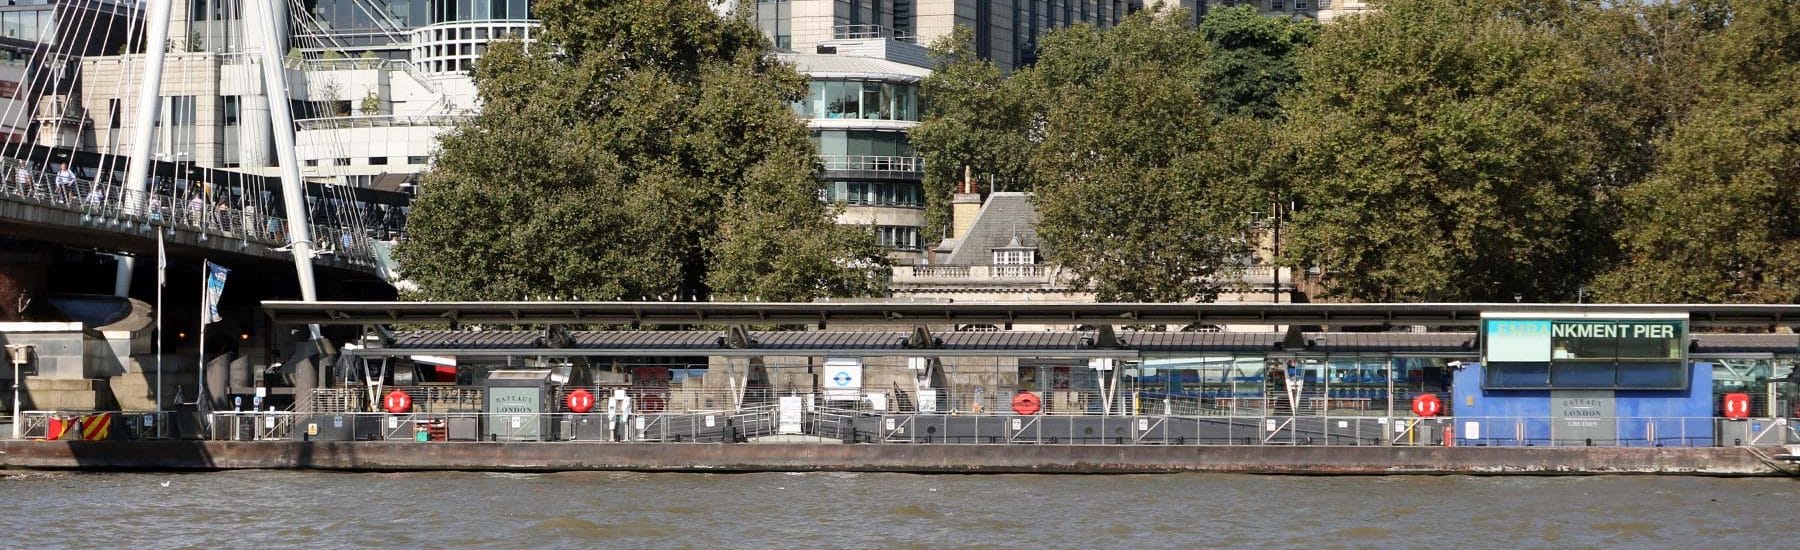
[1, 441, 1795, 476]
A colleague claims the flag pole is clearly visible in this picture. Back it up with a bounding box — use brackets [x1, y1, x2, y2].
[198, 259, 208, 409]
[155, 233, 164, 435]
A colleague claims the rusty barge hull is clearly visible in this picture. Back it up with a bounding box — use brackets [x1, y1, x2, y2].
[0, 441, 1791, 475]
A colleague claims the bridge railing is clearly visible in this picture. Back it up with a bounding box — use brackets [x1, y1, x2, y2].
[0, 160, 389, 267]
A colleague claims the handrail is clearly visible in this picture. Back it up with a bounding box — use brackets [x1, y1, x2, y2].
[0, 159, 393, 267]
[833, 24, 914, 42]
[819, 155, 922, 174]
[295, 114, 474, 130]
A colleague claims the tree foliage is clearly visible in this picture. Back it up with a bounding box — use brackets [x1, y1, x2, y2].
[910, 26, 1035, 241]
[395, 0, 886, 301]
[1197, 4, 1318, 119]
[1596, 0, 1800, 302]
[1023, 11, 1268, 302]
[1281, 0, 1615, 302]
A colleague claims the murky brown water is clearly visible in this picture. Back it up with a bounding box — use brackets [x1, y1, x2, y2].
[2, 471, 1793, 548]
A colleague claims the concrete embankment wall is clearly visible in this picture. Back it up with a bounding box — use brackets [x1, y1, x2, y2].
[0, 441, 1792, 475]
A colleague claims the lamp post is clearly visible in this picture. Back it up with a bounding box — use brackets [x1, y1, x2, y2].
[7, 344, 31, 440]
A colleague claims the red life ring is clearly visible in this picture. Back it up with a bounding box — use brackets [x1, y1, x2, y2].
[567, 389, 596, 413]
[383, 390, 413, 414]
[1411, 394, 1441, 417]
[1011, 391, 1042, 416]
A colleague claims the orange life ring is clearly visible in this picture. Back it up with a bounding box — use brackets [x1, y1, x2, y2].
[1011, 391, 1042, 416]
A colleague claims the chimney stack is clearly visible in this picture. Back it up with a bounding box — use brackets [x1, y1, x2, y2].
[951, 166, 982, 239]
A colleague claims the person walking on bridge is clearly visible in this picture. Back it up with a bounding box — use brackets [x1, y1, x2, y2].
[55, 163, 76, 203]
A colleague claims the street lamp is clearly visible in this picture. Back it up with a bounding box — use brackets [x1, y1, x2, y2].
[6, 344, 32, 440]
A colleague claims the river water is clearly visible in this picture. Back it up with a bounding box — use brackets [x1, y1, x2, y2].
[3, 471, 1793, 548]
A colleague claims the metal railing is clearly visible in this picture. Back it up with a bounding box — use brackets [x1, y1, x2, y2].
[295, 114, 474, 131]
[820, 155, 922, 174]
[14, 408, 1796, 448]
[0, 161, 386, 266]
[204, 408, 782, 442]
[176, 410, 1797, 448]
[13, 411, 173, 440]
[832, 24, 914, 42]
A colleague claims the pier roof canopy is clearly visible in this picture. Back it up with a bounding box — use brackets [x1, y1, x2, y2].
[263, 301, 1800, 329]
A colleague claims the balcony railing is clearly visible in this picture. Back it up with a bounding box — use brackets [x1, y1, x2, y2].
[833, 24, 914, 42]
[893, 264, 1070, 285]
[295, 114, 474, 131]
[894, 265, 1293, 287]
[820, 155, 922, 174]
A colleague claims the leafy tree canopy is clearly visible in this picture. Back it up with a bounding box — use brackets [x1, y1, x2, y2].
[1197, 4, 1318, 119]
[1024, 10, 1269, 302]
[1281, 0, 1613, 302]
[910, 26, 1035, 241]
[1596, 0, 1800, 303]
[395, 0, 886, 302]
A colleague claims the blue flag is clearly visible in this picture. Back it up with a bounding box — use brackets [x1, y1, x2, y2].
[204, 261, 229, 324]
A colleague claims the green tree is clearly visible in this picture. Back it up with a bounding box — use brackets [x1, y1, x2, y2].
[1596, 0, 1800, 303]
[395, 0, 886, 302]
[1025, 11, 1267, 302]
[910, 26, 1035, 240]
[1280, 0, 1612, 302]
[1198, 4, 1318, 119]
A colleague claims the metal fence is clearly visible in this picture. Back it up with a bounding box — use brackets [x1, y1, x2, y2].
[146, 410, 1799, 448]
[204, 407, 782, 443]
[14, 411, 175, 440]
[0, 160, 384, 266]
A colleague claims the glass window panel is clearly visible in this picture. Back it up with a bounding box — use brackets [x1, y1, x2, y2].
[862, 82, 881, 119]
[1486, 362, 1549, 389]
[1549, 362, 1615, 388]
[808, 81, 825, 118]
[1616, 362, 1687, 389]
[832, 82, 858, 118]
[1616, 334, 1681, 359]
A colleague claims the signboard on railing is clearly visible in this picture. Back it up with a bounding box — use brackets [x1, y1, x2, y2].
[823, 358, 862, 401]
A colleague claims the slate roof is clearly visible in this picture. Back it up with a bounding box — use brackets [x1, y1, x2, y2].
[942, 192, 1039, 266]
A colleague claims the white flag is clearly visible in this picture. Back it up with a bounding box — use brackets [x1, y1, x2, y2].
[156, 232, 167, 288]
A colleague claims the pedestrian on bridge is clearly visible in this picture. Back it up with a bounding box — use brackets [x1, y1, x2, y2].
[55, 163, 76, 203]
[188, 195, 204, 226]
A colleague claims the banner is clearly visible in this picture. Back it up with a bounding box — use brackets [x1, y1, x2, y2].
[204, 261, 229, 324]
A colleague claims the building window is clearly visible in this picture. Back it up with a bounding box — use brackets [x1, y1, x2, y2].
[798, 80, 918, 121]
[813, 130, 913, 158]
[369, 157, 389, 165]
[334, 158, 351, 166]
[1270, 0, 1286, 10]
[825, 181, 924, 207]
[407, 155, 430, 164]
[993, 249, 1036, 265]
[305, 159, 318, 166]
[874, 225, 921, 250]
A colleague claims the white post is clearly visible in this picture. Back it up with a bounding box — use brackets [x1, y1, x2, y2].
[246, 0, 320, 310]
[8, 346, 23, 440]
[197, 261, 207, 407]
[155, 264, 163, 415]
[123, 0, 178, 209]
[11, 360, 18, 440]
[113, 256, 134, 297]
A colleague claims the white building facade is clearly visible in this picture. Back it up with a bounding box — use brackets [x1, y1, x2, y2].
[57, 0, 538, 189]
[783, 37, 932, 263]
